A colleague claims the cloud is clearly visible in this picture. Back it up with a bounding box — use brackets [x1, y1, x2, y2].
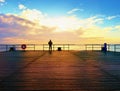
[0, 8, 120, 44]
[67, 8, 83, 14]
[0, 14, 37, 37]
[0, 13, 57, 43]
[115, 25, 120, 30]
[85, 16, 104, 25]
[0, 0, 5, 3]
[0, 0, 5, 6]
[106, 15, 119, 20]
[19, 9, 44, 22]
[18, 4, 26, 10]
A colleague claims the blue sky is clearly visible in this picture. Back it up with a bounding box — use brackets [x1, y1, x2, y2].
[1, 0, 119, 14]
[1, 0, 120, 16]
[0, 0, 120, 44]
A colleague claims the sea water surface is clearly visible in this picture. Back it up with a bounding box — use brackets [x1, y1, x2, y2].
[0, 44, 120, 52]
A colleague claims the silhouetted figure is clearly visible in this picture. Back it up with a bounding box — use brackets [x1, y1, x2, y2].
[48, 40, 53, 54]
[101, 43, 107, 55]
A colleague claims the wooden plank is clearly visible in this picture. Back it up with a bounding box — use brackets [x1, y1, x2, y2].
[0, 51, 120, 90]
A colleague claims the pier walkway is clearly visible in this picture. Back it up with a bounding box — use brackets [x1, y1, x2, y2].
[0, 51, 120, 91]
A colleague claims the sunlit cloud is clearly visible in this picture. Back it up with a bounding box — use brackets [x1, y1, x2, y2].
[0, 14, 36, 37]
[0, 7, 120, 44]
[67, 8, 83, 14]
[20, 9, 45, 23]
[85, 16, 104, 25]
[41, 16, 82, 32]
[0, 0, 5, 3]
[115, 25, 120, 30]
[106, 15, 118, 20]
[2, 37, 44, 44]
[18, 4, 26, 10]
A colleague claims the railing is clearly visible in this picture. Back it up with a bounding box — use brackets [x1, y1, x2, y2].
[108, 44, 120, 52]
[43, 44, 71, 51]
[85, 44, 102, 51]
[0, 44, 120, 52]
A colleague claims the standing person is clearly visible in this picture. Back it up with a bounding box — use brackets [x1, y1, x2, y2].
[48, 40, 53, 52]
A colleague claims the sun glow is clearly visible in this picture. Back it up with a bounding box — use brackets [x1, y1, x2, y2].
[40, 17, 81, 32]
[1, 1, 120, 44]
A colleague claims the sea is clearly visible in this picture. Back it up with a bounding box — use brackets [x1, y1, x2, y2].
[0, 44, 120, 52]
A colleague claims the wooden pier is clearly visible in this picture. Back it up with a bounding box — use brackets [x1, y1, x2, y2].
[0, 51, 120, 90]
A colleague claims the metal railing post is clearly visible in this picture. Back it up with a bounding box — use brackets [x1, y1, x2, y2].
[63, 44, 65, 50]
[92, 44, 93, 51]
[68, 44, 70, 51]
[85, 44, 87, 51]
[34, 44, 35, 51]
[114, 45, 116, 52]
[6, 45, 8, 52]
[43, 44, 44, 51]
[53, 44, 54, 51]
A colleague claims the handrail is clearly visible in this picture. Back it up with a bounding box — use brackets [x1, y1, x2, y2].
[0, 44, 120, 52]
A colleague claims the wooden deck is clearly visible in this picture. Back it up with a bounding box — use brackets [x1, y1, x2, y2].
[0, 51, 120, 91]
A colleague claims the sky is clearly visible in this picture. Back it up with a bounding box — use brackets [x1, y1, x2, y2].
[0, 0, 120, 44]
